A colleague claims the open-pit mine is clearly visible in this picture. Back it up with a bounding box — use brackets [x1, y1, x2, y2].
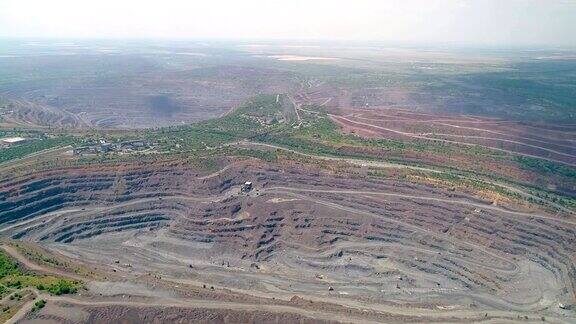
[0, 40, 575, 323]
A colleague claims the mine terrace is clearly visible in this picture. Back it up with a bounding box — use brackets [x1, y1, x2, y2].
[0, 40, 574, 323]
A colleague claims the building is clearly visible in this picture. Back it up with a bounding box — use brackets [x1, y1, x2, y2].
[1, 137, 27, 147]
[73, 146, 96, 155]
[72, 139, 149, 156]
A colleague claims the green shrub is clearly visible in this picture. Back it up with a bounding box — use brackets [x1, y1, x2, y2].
[0, 252, 20, 278]
[47, 279, 77, 295]
[32, 299, 46, 311]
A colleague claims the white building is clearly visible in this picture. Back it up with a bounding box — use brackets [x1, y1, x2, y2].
[1, 137, 27, 147]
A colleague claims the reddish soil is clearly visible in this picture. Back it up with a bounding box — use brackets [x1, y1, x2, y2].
[1, 157, 574, 323]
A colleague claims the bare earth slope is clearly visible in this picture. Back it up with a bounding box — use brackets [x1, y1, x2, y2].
[1, 157, 574, 323]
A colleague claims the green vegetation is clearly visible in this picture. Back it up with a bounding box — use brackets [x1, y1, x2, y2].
[229, 148, 278, 162]
[0, 251, 19, 278]
[148, 94, 285, 152]
[415, 170, 520, 200]
[36, 279, 77, 295]
[515, 156, 576, 179]
[0, 250, 81, 298]
[0, 136, 75, 164]
[10, 242, 103, 281]
[32, 299, 46, 311]
[256, 105, 501, 162]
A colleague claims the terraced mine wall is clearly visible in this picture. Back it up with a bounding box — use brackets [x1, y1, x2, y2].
[0, 159, 575, 314]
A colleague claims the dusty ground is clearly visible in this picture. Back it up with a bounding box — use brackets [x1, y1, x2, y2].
[0, 156, 574, 323]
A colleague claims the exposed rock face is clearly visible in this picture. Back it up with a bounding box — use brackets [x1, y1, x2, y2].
[1, 158, 575, 315]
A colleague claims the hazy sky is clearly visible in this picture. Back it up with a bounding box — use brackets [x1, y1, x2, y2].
[1, 0, 575, 46]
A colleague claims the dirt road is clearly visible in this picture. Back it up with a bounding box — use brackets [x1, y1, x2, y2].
[331, 115, 576, 167]
[265, 187, 576, 226]
[0, 244, 85, 281]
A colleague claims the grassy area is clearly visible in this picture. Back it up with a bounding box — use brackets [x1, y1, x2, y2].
[407, 170, 521, 203]
[0, 289, 35, 323]
[11, 242, 100, 280]
[146, 94, 285, 152]
[514, 156, 576, 180]
[0, 136, 75, 164]
[227, 148, 278, 162]
[256, 105, 505, 161]
[0, 250, 82, 299]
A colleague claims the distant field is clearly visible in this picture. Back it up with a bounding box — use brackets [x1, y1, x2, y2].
[0, 42, 300, 128]
[0, 40, 575, 129]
